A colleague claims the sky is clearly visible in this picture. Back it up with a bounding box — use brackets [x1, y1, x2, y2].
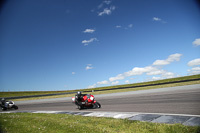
[0, 0, 200, 92]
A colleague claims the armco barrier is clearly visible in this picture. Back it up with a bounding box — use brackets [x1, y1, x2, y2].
[2, 78, 200, 100]
[92, 78, 200, 92]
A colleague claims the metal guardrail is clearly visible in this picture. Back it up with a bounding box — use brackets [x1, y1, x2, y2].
[2, 92, 76, 100]
[2, 78, 200, 100]
[92, 78, 200, 92]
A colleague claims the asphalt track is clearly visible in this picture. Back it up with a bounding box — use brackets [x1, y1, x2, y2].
[12, 84, 200, 115]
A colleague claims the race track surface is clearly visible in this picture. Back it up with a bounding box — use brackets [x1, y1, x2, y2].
[6, 84, 200, 115]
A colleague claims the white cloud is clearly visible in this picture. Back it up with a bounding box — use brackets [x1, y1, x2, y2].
[153, 17, 161, 21]
[188, 67, 200, 75]
[151, 76, 163, 81]
[88, 53, 182, 88]
[125, 80, 130, 84]
[116, 24, 133, 29]
[191, 67, 200, 71]
[124, 66, 157, 77]
[153, 53, 182, 66]
[98, 3, 104, 9]
[83, 29, 95, 33]
[88, 84, 96, 88]
[147, 71, 177, 81]
[187, 58, 200, 75]
[111, 81, 119, 85]
[95, 1, 115, 17]
[146, 69, 165, 75]
[98, 0, 112, 9]
[72, 72, 75, 75]
[167, 53, 182, 62]
[124, 67, 143, 77]
[153, 72, 176, 80]
[110, 54, 180, 81]
[152, 60, 170, 66]
[104, 0, 112, 5]
[128, 24, 133, 28]
[109, 74, 125, 82]
[98, 6, 115, 16]
[193, 38, 200, 46]
[152, 17, 166, 23]
[82, 38, 98, 46]
[116, 25, 121, 28]
[86, 64, 93, 70]
[187, 58, 200, 67]
[124, 66, 176, 79]
[162, 71, 175, 79]
[98, 8, 111, 16]
[97, 80, 109, 85]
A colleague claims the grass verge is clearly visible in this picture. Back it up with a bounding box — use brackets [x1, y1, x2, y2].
[1, 74, 200, 101]
[2, 80, 199, 101]
[0, 113, 199, 133]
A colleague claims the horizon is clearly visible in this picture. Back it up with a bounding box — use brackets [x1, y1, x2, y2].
[0, 0, 200, 91]
[0, 74, 199, 92]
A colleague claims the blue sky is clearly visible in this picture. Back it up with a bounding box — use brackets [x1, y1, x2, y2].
[0, 0, 200, 91]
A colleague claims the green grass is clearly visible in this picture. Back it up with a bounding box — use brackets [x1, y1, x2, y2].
[1, 74, 200, 101]
[0, 91, 73, 98]
[89, 74, 200, 91]
[0, 113, 199, 133]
